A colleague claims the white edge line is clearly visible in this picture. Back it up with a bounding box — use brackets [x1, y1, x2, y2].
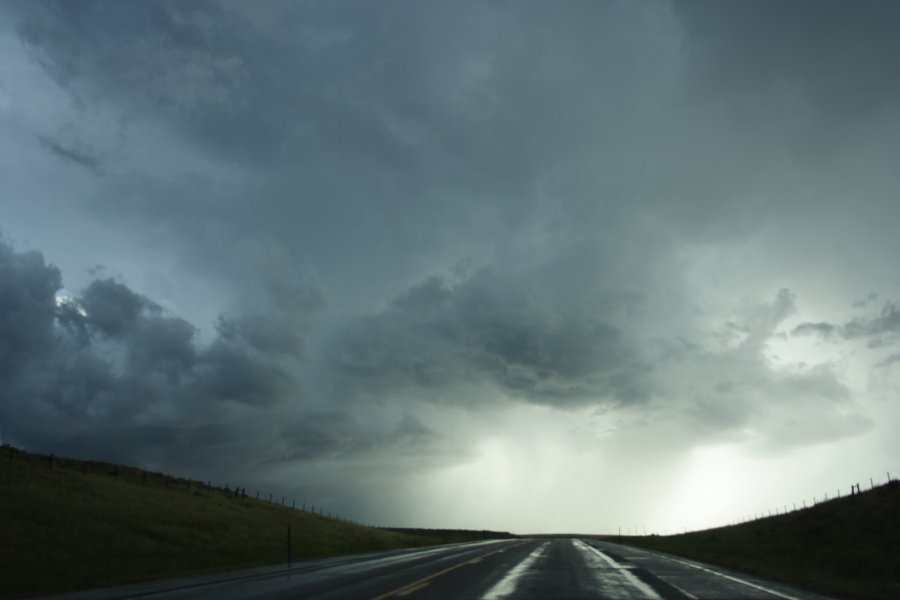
[661, 555, 803, 600]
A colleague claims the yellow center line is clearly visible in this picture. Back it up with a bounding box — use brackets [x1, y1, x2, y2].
[370, 541, 528, 600]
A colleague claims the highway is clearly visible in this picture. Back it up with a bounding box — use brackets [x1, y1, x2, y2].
[42, 538, 840, 600]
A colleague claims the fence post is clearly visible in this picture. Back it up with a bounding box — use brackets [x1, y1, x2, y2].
[287, 523, 292, 569]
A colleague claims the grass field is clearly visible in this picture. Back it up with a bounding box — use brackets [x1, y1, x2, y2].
[610, 480, 900, 600]
[0, 445, 491, 599]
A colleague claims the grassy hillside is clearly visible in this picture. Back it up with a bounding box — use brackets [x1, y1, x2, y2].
[612, 481, 900, 600]
[0, 445, 448, 599]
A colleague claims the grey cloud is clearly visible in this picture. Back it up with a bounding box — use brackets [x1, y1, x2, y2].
[877, 353, 900, 368]
[791, 322, 837, 337]
[674, 290, 870, 449]
[18, 0, 245, 116]
[216, 315, 304, 359]
[672, 0, 900, 117]
[0, 242, 61, 377]
[9, 0, 684, 293]
[80, 278, 159, 336]
[792, 302, 900, 343]
[843, 303, 900, 339]
[37, 134, 102, 173]
[0, 239, 309, 469]
[3, 0, 898, 530]
[195, 336, 291, 407]
[330, 268, 650, 407]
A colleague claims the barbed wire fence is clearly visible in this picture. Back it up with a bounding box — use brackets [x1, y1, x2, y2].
[652, 469, 899, 537]
[2, 443, 363, 527]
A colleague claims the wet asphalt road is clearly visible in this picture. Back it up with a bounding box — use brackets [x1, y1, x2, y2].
[41, 538, 841, 600]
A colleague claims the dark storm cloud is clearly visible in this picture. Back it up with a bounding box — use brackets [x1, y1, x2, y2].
[0, 239, 313, 467]
[37, 134, 103, 173]
[790, 322, 837, 337]
[793, 302, 900, 344]
[79, 278, 159, 336]
[9, 0, 682, 302]
[2, 0, 898, 531]
[17, 0, 245, 117]
[0, 240, 61, 378]
[843, 303, 900, 340]
[672, 0, 900, 116]
[330, 268, 650, 407]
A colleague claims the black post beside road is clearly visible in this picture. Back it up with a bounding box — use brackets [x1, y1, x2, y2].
[287, 523, 292, 569]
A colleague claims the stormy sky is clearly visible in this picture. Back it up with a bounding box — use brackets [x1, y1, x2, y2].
[2, 0, 899, 534]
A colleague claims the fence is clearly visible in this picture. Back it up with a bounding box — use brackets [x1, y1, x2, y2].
[2, 443, 356, 525]
[658, 469, 899, 537]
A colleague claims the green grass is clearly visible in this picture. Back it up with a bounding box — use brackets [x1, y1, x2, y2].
[608, 481, 900, 600]
[0, 445, 451, 599]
